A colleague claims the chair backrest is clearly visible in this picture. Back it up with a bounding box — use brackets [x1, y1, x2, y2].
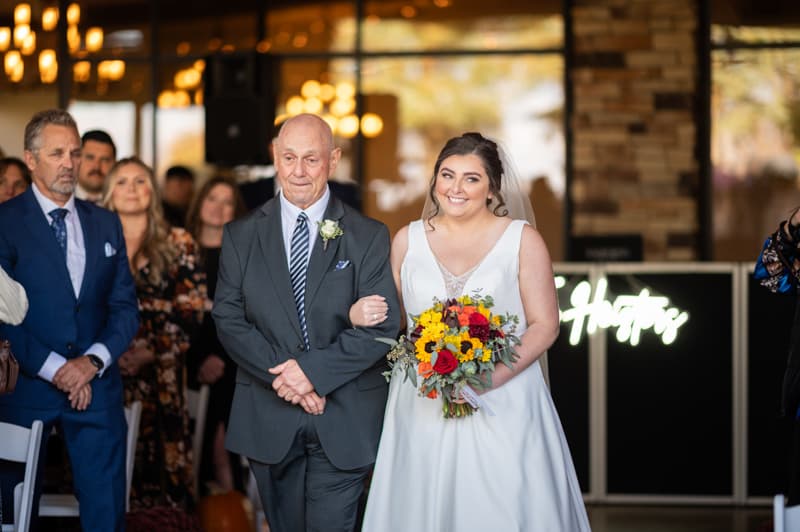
[124, 401, 142, 513]
[0, 420, 43, 532]
[774, 494, 800, 532]
[186, 384, 210, 496]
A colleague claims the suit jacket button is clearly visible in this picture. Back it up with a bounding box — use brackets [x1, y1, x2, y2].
[66, 343, 74, 353]
[297, 344, 304, 350]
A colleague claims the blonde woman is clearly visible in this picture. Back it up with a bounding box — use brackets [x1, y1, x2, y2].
[103, 157, 207, 511]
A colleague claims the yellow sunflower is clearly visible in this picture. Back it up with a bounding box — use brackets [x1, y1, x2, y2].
[414, 329, 443, 363]
[457, 331, 483, 363]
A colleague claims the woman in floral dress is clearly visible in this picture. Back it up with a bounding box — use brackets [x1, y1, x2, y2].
[103, 157, 207, 510]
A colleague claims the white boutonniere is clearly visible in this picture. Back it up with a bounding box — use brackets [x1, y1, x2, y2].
[317, 219, 343, 250]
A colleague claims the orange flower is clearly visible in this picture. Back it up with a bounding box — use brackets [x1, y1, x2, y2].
[426, 388, 438, 399]
[456, 305, 477, 326]
[417, 361, 434, 378]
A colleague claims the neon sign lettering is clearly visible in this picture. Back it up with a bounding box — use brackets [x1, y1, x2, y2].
[555, 276, 689, 346]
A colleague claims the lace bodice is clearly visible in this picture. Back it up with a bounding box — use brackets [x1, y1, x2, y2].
[436, 261, 478, 299]
[400, 219, 527, 331]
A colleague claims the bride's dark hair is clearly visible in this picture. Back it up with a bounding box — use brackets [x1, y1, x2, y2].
[425, 132, 508, 226]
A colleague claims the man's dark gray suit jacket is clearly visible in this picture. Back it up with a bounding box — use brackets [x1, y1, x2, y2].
[212, 193, 400, 470]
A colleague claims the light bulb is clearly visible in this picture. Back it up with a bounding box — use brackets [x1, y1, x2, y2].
[0, 28, 10, 52]
[5, 50, 21, 76]
[14, 4, 31, 26]
[13, 24, 30, 48]
[42, 7, 59, 32]
[85, 27, 103, 52]
[39, 50, 57, 83]
[21, 31, 36, 56]
[66, 3, 80, 25]
[360, 113, 384, 138]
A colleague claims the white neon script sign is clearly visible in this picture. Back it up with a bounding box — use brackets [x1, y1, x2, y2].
[555, 276, 689, 347]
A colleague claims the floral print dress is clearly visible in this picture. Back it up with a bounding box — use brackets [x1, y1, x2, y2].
[124, 227, 207, 510]
[755, 220, 800, 294]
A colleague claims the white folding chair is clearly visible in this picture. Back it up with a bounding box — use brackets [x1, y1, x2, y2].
[38, 401, 142, 517]
[774, 494, 800, 532]
[0, 419, 44, 532]
[186, 384, 210, 496]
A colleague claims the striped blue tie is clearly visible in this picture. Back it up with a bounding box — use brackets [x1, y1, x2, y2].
[290, 212, 310, 350]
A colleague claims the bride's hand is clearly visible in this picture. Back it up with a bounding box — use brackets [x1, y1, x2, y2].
[349, 294, 388, 328]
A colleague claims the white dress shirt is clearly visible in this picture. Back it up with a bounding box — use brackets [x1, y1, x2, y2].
[279, 185, 331, 267]
[0, 264, 28, 325]
[31, 183, 112, 381]
[74, 183, 104, 206]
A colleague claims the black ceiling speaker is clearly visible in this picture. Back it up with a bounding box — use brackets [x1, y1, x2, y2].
[204, 52, 278, 165]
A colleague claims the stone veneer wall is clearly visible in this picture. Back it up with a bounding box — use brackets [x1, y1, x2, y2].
[570, 0, 701, 260]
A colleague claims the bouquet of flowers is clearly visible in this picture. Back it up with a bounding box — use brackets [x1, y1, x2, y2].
[381, 292, 520, 419]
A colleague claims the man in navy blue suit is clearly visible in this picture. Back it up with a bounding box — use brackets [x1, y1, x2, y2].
[0, 109, 139, 531]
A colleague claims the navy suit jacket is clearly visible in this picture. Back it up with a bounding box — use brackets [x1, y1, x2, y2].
[0, 187, 139, 411]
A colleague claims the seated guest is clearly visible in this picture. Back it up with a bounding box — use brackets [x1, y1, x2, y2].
[186, 177, 247, 495]
[76, 130, 116, 205]
[161, 165, 195, 228]
[0, 157, 30, 203]
[103, 156, 207, 511]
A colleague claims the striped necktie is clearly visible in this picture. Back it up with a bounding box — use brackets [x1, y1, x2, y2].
[289, 212, 310, 350]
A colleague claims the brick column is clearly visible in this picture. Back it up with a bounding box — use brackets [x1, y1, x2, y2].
[570, 0, 700, 260]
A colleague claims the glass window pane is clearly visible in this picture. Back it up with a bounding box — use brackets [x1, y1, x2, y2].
[362, 1, 562, 52]
[265, 2, 355, 54]
[712, 24, 800, 46]
[711, 47, 800, 260]
[359, 55, 565, 260]
[276, 59, 358, 184]
[158, 13, 257, 58]
[68, 100, 137, 158]
[140, 103, 208, 182]
[71, 60, 150, 104]
[68, 62, 151, 165]
[75, 0, 150, 59]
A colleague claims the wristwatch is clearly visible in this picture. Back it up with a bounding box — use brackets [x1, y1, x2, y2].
[86, 354, 104, 371]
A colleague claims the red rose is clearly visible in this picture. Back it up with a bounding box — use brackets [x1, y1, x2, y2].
[468, 312, 490, 342]
[489, 328, 505, 339]
[433, 349, 458, 375]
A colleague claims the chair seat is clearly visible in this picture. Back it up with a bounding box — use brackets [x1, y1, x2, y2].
[38, 494, 79, 517]
[37, 401, 142, 519]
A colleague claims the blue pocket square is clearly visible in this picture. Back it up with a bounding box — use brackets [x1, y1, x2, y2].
[104, 242, 117, 257]
[334, 260, 351, 271]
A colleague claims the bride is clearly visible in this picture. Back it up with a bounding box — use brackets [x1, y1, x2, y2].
[352, 132, 590, 531]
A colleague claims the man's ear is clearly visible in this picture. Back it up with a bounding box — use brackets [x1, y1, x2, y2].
[23, 150, 36, 174]
[328, 147, 342, 175]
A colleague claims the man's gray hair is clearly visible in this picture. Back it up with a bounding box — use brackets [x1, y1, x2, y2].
[24, 109, 78, 152]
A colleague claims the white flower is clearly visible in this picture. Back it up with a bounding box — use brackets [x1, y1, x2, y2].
[317, 219, 343, 250]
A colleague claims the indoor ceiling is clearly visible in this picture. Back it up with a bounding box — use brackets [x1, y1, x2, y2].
[1, 0, 797, 28]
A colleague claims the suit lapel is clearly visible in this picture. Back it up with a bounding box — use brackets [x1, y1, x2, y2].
[76, 201, 97, 302]
[305, 196, 344, 309]
[21, 190, 73, 291]
[256, 200, 304, 341]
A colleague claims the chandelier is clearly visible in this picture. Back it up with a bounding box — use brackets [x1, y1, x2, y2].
[279, 79, 384, 139]
[1, 2, 123, 84]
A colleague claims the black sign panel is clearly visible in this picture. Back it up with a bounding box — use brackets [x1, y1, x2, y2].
[605, 272, 733, 496]
[551, 272, 591, 493]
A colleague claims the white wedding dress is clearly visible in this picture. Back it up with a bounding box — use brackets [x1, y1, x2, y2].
[362, 220, 590, 532]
